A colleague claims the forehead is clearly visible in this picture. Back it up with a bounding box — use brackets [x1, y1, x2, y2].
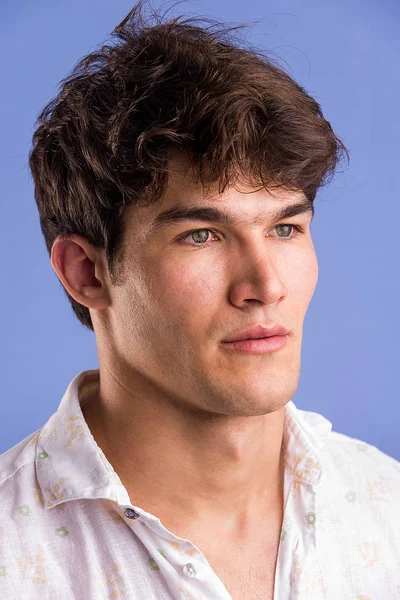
[164, 155, 304, 203]
[122, 156, 310, 238]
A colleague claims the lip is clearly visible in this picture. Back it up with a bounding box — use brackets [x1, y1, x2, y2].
[221, 324, 289, 343]
[221, 335, 288, 354]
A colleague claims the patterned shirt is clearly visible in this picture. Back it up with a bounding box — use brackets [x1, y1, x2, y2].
[0, 368, 400, 599]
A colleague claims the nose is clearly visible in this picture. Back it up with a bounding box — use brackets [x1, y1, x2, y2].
[227, 246, 288, 308]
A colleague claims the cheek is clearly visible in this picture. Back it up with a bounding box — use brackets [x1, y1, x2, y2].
[154, 257, 224, 315]
[289, 249, 319, 305]
[144, 245, 318, 319]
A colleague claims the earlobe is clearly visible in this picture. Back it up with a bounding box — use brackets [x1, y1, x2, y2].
[81, 285, 103, 298]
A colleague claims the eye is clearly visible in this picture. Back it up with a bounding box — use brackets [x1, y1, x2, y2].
[178, 228, 220, 248]
[178, 224, 305, 248]
[272, 224, 304, 243]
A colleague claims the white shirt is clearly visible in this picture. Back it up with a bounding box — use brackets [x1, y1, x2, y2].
[1, 368, 400, 599]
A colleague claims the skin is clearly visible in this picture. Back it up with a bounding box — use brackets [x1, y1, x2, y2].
[51, 156, 318, 556]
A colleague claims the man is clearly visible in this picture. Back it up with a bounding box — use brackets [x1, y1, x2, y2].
[1, 1, 399, 599]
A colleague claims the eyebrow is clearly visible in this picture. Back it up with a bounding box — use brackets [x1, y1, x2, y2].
[150, 199, 314, 233]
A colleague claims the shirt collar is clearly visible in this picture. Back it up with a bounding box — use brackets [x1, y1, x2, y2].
[36, 369, 332, 510]
[283, 394, 332, 487]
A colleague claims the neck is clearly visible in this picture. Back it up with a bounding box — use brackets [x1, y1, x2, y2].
[81, 369, 287, 542]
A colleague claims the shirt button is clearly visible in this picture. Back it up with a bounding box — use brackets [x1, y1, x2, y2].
[183, 563, 197, 578]
[124, 508, 140, 519]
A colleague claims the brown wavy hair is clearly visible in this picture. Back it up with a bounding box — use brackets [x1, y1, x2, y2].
[29, 0, 349, 332]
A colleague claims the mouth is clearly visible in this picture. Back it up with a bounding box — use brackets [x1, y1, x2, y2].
[221, 334, 288, 354]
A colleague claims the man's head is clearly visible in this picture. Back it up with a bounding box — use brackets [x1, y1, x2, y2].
[29, 0, 348, 415]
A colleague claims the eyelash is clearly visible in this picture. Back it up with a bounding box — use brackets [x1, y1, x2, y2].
[178, 224, 305, 249]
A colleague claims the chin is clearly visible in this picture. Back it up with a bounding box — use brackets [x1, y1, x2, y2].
[220, 387, 294, 417]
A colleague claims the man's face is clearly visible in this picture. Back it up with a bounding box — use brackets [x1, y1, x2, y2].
[102, 161, 318, 417]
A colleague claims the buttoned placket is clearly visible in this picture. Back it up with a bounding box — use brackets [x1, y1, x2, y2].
[119, 503, 235, 599]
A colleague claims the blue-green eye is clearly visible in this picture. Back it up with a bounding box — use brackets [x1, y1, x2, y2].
[179, 228, 219, 247]
[179, 224, 304, 248]
[275, 224, 293, 238]
[190, 229, 214, 244]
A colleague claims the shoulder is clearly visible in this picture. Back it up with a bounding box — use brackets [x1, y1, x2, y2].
[0, 429, 41, 484]
[0, 429, 42, 513]
[321, 428, 400, 513]
[326, 428, 400, 478]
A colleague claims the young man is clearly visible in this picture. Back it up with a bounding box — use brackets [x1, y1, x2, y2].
[1, 1, 399, 599]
